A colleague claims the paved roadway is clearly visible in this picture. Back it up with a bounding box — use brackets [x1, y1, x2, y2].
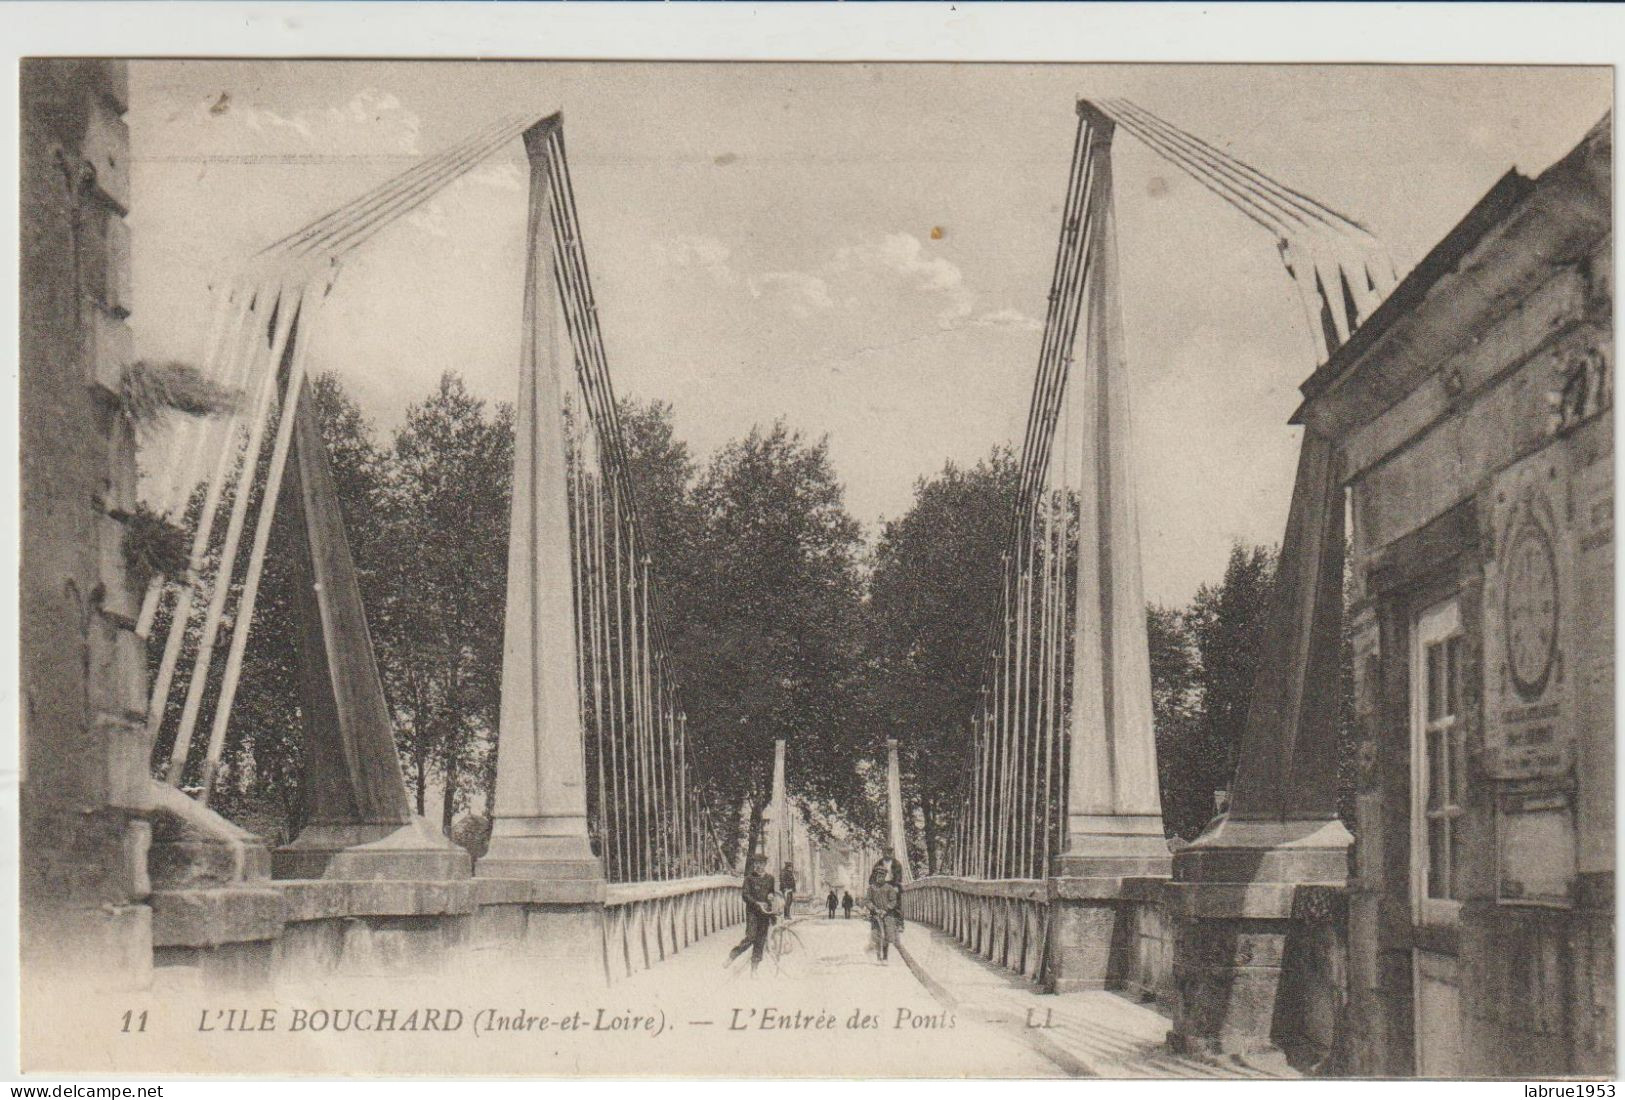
[88, 910, 1065, 1077]
[896, 917, 1282, 1079]
[598, 912, 1066, 1076]
[73, 908, 1267, 1077]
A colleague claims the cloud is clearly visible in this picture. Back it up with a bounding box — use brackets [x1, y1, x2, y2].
[162, 86, 523, 203]
[747, 270, 835, 317]
[652, 234, 736, 284]
[464, 159, 526, 193]
[126, 87, 448, 276]
[399, 159, 526, 238]
[650, 230, 1037, 333]
[154, 87, 424, 159]
[970, 307, 1044, 332]
[833, 232, 974, 326]
[840, 232, 965, 294]
[403, 203, 451, 238]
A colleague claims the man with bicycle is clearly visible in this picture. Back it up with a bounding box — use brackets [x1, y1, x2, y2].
[866, 864, 904, 963]
[726, 853, 779, 974]
[779, 861, 798, 918]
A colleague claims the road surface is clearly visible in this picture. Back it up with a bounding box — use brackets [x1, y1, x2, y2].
[597, 911, 1066, 1076]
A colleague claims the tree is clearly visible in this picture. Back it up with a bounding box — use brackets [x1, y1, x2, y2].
[677, 421, 869, 864]
[383, 373, 513, 830]
[1174, 543, 1279, 840]
[614, 399, 703, 626]
[154, 371, 395, 844]
[1154, 542, 1361, 840]
[565, 396, 713, 862]
[866, 447, 1018, 872]
[1146, 603, 1203, 841]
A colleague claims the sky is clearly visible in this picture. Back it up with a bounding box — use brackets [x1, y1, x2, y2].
[126, 61, 1610, 606]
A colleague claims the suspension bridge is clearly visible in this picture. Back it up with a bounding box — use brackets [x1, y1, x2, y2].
[128, 97, 1396, 1071]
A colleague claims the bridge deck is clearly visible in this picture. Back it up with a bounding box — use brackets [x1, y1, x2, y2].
[895, 921, 1290, 1079]
[84, 906, 1293, 1077]
[606, 913, 1062, 1076]
[605, 911, 1288, 1077]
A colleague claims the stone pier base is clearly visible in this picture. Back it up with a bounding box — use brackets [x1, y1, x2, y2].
[1046, 875, 1172, 995]
[274, 819, 472, 881]
[1164, 815, 1352, 1057]
[1166, 915, 1295, 1055]
[1047, 817, 1172, 993]
[1047, 887, 1132, 992]
[475, 835, 609, 986]
[519, 898, 609, 984]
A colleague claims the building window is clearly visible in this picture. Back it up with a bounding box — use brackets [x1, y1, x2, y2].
[1412, 597, 1465, 924]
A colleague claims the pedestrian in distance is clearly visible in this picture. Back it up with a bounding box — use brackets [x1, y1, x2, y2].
[779, 860, 798, 918]
[841, 890, 854, 919]
[826, 888, 839, 919]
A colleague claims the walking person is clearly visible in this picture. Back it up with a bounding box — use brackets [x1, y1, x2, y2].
[726, 855, 778, 974]
[841, 890, 854, 919]
[826, 888, 839, 920]
[779, 861, 798, 919]
[870, 854, 903, 888]
[866, 866, 903, 963]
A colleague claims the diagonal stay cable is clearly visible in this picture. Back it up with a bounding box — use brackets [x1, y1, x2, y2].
[1103, 99, 1329, 237]
[1090, 102, 1287, 238]
[315, 116, 540, 264]
[1109, 98, 1376, 237]
[262, 115, 520, 261]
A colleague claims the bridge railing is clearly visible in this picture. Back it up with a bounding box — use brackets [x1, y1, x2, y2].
[602, 875, 743, 982]
[903, 873, 1173, 1004]
[903, 876, 1051, 986]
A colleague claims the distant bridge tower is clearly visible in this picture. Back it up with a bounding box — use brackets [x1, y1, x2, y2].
[885, 739, 913, 882]
[768, 737, 789, 869]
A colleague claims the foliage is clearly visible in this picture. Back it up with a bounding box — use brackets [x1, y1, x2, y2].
[678, 421, 871, 864]
[145, 370, 1358, 867]
[1170, 543, 1279, 840]
[1147, 602, 1204, 841]
[384, 373, 512, 830]
[1146, 542, 1360, 840]
[120, 359, 238, 425]
[147, 372, 392, 842]
[122, 503, 191, 589]
[866, 447, 1018, 872]
[565, 396, 710, 855]
[159, 372, 515, 841]
[615, 399, 703, 623]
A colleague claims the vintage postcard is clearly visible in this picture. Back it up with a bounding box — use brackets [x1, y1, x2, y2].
[13, 39, 1617, 1081]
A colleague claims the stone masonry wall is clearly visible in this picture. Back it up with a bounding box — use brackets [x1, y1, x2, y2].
[19, 58, 154, 990]
[1343, 134, 1613, 1077]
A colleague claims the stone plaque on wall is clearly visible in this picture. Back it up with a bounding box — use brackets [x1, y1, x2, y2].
[1497, 787, 1577, 908]
[1482, 445, 1571, 780]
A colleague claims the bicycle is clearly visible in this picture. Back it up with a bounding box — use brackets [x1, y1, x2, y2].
[867, 907, 903, 962]
[724, 898, 809, 979]
[766, 915, 810, 976]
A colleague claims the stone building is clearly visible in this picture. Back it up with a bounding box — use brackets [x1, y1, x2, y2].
[20, 58, 152, 990]
[1295, 114, 1613, 1075]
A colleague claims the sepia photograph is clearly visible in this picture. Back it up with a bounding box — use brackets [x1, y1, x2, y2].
[13, 34, 1617, 1083]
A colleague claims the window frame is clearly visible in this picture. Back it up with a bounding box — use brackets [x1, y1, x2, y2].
[1410, 596, 1466, 928]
